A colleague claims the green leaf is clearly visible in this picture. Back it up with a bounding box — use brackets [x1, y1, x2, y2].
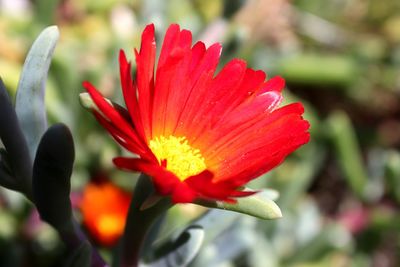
[184, 209, 259, 267]
[277, 53, 359, 87]
[147, 226, 204, 267]
[15, 26, 59, 159]
[326, 111, 368, 198]
[384, 150, 400, 203]
[196, 189, 282, 220]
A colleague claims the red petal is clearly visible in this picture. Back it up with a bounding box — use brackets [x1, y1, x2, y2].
[185, 59, 247, 141]
[153, 49, 186, 136]
[257, 76, 285, 94]
[189, 43, 222, 86]
[205, 102, 306, 161]
[135, 24, 156, 140]
[157, 24, 181, 68]
[82, 81, 149, 155]
[216, 68, 267, 116]
[119, 50, 146, 141]
[184, 170, 252, 202]
[171, 182, 197, 203]
[189, 42, 206, 73]
[216, 90, 282, 132]
[93, 111, 145, 156]
[113, 157, 179, 195]
[152, 25, 195, 137]
[217, 130, 310, 185]
[174, 43, 222, 136]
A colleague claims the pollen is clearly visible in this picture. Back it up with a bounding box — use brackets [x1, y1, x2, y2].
[149, 135, 206, 181]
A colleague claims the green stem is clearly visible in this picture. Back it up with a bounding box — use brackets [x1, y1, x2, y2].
[113, 175, 172, 267]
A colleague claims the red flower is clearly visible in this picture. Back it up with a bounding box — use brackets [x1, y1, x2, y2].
[80, 182, 131, 246]
[83, 24, 310, 204]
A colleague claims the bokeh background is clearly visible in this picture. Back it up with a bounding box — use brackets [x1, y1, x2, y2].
[1, 0, 400, 266]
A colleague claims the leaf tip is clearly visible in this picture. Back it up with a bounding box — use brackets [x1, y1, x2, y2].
[43, 25, 60, 40]
[79, 92, 92, 110]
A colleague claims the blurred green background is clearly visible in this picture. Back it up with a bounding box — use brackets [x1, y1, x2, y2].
[1, 0, 400, 266]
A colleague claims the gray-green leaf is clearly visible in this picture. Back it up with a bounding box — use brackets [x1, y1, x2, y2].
[145, 226, 204, 267]
[196, 189, 282, 220]
[64, 241, 92, 267]
[15, 26, 59, 159]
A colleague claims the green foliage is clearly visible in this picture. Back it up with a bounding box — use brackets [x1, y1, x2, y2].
[326, 111, 368, 199]
[197, 189, 282, 220]
[277, 54, 359, 87]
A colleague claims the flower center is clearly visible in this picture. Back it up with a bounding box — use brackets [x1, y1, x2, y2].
[149, 135, 206, 181]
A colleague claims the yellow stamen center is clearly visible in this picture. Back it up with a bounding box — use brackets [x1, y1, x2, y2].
[149, 135, 206, 181]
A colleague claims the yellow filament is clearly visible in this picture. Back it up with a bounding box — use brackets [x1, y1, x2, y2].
[149, 135, 206, 181]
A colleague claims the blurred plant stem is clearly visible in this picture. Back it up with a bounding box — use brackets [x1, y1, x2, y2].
[113, 175, 172, 267]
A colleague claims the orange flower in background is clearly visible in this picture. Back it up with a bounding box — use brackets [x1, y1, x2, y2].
[80, 182, 131, 246]
[83, 24, 310, 203]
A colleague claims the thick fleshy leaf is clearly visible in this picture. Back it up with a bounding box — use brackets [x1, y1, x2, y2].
[64, 241, 92, 267]
[32, 124, 108, 267]
[146, 226, 204, 267]
[15, 26, 59, 159]
[0, 149, 18, 191]
[190, 209, 240, 243]
[152, 209, 243, 267]
[190, 213, 255, 267]
[196, 189, 282, 220]
[32, 124, 74, 229]
[0, 78, 32, 196]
